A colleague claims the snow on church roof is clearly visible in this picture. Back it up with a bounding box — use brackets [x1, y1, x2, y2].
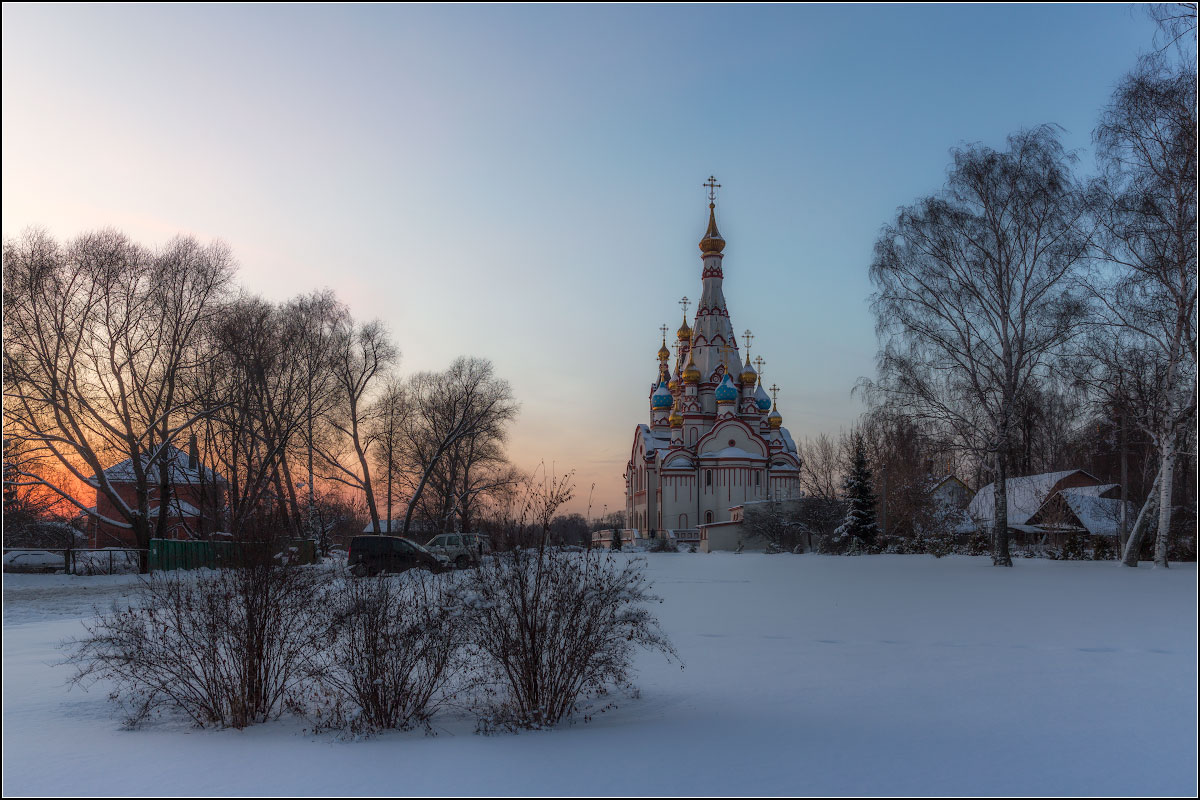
[713, 446, 763, 460]
[636, 424, 671, 457]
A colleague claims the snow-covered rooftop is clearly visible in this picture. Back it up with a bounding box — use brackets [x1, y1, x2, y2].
[146, 499, 202, 517]
[89, 445, 222, 487]
[968, 470, 1091, 526]
[1057, 491, 1134, 537]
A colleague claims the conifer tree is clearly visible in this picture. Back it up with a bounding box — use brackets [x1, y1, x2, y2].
[835, 436, 879, 549]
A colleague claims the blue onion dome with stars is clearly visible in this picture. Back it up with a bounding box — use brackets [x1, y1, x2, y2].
[651, 380, 674, 410]
[714, 373, 739, 404]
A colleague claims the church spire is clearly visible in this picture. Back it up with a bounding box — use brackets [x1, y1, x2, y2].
[699, 176, 726, 255]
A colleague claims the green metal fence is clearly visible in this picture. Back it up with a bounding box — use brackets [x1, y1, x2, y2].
[148, 538, 316, 571]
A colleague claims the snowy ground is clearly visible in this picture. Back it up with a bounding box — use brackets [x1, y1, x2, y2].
[3, 554, 1196, 796]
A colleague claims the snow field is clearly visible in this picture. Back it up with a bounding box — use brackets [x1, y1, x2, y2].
[3, 554, 1195, 796]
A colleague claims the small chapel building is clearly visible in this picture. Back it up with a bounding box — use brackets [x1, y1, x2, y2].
[620, 181, 803, 551]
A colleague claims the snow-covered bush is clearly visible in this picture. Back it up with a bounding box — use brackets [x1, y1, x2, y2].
[965, 530, 990, 557]
[925, 530, 954, 558]
[461, 547, 676, 730]
[68, 562, 324, 729]
[314, 571, 466, 734]
[1091, 536, 1116, 561]
[648, 537, 678, 553]
[1062, 532, 1087, 561]
[816, 532, 847, 555]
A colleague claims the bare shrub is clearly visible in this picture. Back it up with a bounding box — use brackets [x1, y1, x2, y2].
[67, 562, 324, 728]
[315, 570, 466, 734]
[461, 547, 677, 730]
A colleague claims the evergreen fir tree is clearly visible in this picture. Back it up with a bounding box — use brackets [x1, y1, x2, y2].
[834, 435, 879, 549]
[610, 529, 622, 551]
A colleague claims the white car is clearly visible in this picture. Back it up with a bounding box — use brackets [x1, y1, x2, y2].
[424, 533, 491, 569]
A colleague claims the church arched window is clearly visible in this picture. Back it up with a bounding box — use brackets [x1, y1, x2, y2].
[678, 514, 687, 528]
[705, 470, 712, 488]
[705, 510, 713, 524]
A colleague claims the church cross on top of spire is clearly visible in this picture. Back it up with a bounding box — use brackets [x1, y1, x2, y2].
[704, 175, 721, 205]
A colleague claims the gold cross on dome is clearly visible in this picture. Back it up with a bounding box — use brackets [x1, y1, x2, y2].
[753, 355, 765, 374]
[704, 176, 721, 204]
[743, 329, 754, 355]
[769, 383, 780, 403]
[659, 323, 669, 343]
[679, 296, 690, 318]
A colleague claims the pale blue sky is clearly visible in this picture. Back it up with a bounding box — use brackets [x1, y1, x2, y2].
[2, 4, 1161, 513]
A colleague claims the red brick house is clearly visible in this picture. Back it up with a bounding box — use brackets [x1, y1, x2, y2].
[87, 437, 224, 548]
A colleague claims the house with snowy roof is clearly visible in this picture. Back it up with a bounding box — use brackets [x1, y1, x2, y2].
[930, 474, 974, 512]
[87, 435, 224, 548]
[967, 470, 1131, 546]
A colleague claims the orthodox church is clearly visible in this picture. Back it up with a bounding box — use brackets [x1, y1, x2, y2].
[623, 180, 802, 548]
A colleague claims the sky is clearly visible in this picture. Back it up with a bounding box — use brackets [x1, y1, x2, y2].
[2, 4, 1164, 517]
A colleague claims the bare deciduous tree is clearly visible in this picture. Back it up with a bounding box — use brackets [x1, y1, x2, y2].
[4, 229, 231, 570]
[1090, 50, 1197, 567]
[316, 317, 397, 535]
[867, 127, 1091, 566]
[398, 357, 518, 537]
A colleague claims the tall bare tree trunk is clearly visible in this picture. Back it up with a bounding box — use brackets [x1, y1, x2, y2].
[1153, 436, 1176, 567]
[1121, 470, 1161, 566]
[992, 448, 1012, 566]
[1119, 408, 1129, 552]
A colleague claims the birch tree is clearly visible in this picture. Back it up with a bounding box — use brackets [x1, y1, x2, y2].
[867, 127, 1090, 566]
[1091, 51, 1197, 567]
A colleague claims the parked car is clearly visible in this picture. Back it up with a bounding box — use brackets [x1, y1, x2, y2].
[347, 535, 447, 576]
[424, 532, 492, 569]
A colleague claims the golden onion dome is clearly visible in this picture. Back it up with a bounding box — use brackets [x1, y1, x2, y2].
[682, 351, 701, 384]
[739, 357, 757, 386]
[676, 317, 693, 340]
[698, 203, 726, 254]
[668, 369, 681, 393]
[669, 401, 683, 428]
[768, 404, 783, 429]
[657, 342, 671, 361]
